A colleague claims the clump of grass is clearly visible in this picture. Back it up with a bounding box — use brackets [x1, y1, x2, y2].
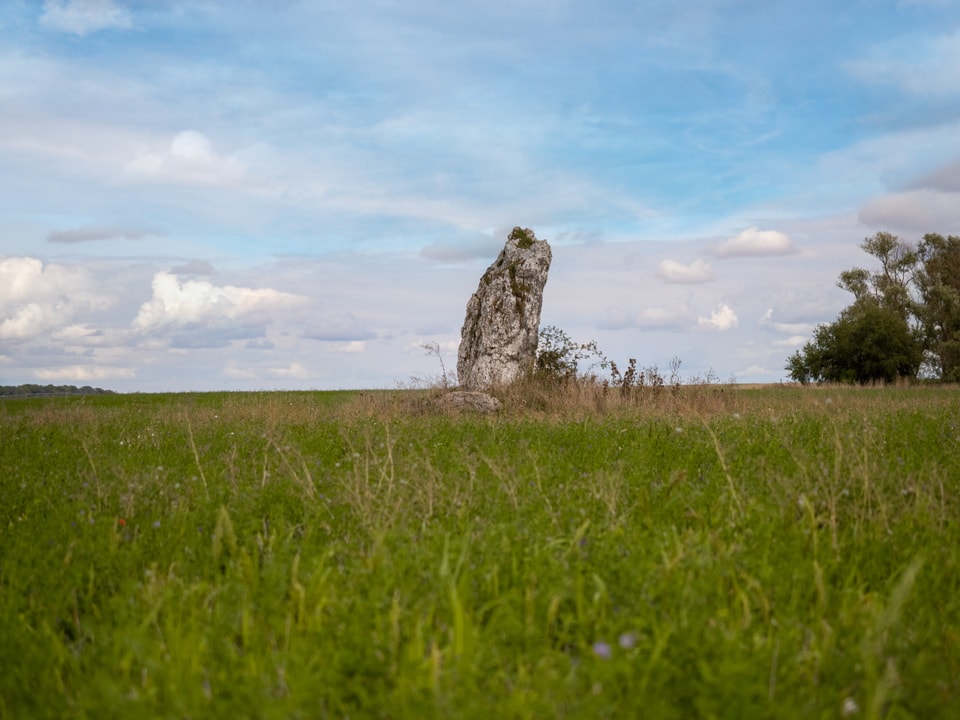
[487, 371, 743, 421]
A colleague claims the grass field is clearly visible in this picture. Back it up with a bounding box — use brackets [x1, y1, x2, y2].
[1, 384, 958, 718]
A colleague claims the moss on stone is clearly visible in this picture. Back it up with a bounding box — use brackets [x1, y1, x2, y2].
[507, 261, 530, 313]
[509, 226, 536, 250]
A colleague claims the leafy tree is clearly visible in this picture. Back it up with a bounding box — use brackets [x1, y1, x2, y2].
[837, 231, 918, 321]
[788, 231, 925, 384]
[915, 233, 960, 382]
[788, 300, 921, 384]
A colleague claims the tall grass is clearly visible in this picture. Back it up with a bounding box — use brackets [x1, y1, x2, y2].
[1, 386, 958, 718]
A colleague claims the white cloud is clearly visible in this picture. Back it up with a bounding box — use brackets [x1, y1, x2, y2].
[698, 303, 738, 331]
[0, 302, 61, 342]
[772, 335, 808, 348]
[51, 323, 104, 344]
[222, 360, 317, 382]
[171, 130, 213, 161]
[338, 341, 367, 353]
[734, 364, 777, 378]
[0, 256, 109, 342]
[657, 258, 713, 283]
[40, 0, 132, 36]
[125, 130, 247, 187]
[34, 364, 136, 381]
[133, 272, 306, 340]
[223, 362, 258, 380]
[2, 257, 55, 304]
[269, 362, 312, 378]
[712, 228, 796, 258]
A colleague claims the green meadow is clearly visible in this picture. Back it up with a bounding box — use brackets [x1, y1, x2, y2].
[1, 386, 958, 718]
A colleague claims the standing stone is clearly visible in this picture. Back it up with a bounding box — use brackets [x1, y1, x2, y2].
[457, 227, 552, 390]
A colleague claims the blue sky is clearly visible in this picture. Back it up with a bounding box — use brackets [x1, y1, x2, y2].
[2, 0, 959, 391]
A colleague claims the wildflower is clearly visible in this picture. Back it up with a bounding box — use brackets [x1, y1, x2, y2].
[841, 697, 859, 716]
[592, 641, 612, 660]
[618, 632, 637, 650]
[118, 518, 126, 526]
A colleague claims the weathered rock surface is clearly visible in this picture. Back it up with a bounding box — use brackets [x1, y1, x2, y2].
[434, 390, 501, 414]
[457, 227, 552, 391]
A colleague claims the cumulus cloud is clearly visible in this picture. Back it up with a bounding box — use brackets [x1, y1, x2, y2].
[47, 224, 156, 244]
[40, 0, 132, 36]
[698, 303, 739, 331]
[711, 228, 796, 258]
[657, 258, 713, 283]
[126, 130, 246, 186]
[133, 272, 305, 346]
[0, 302, 63, 343]
[0, 256, 109, 342]
[304, 312, 376, 341]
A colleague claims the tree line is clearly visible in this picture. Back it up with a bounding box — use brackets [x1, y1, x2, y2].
[787, 231, 960, 384]
[0, 384, 116, 397]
